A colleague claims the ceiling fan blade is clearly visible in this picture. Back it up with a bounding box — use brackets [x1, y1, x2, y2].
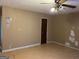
[55, 0, 63, 3]
[59, 0, 67, 3]
[55, 0, 59, 3]
[62, 4, 76, 8]
[40, 3, 50, 4]
[55, 0, 57, 3]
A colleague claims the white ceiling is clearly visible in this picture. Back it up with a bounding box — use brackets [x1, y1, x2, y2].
[1, 0, 79, 15]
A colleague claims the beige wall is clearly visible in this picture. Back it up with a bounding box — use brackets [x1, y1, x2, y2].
[2, 6, 79, 50]
[2, 6, 53, 49]
[48, 12, 79, 49]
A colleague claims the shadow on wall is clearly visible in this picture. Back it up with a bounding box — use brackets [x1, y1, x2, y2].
[50, 12, 79, 49]
[66, 12, 79, 26]
[65, 12, 79, 48]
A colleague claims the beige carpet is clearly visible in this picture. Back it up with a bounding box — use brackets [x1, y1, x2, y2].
[1, 43, 79, 59]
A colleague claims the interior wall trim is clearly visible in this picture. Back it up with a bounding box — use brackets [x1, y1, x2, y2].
[3, 43, 40, 53]
[3, 40, 79, 53]
[47, 40, 79, 51]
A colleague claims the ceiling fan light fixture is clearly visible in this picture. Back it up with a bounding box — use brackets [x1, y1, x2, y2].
[50, 8, 56, 12]
[52, 0, 55, 3]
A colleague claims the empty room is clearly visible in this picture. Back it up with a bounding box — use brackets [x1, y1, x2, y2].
[0, 0, 79, 59]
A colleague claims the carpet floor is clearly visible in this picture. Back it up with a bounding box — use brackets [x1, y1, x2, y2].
[1, 43, 79, 59]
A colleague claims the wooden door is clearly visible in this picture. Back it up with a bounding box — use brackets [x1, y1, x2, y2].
[41, 19, 47, 44]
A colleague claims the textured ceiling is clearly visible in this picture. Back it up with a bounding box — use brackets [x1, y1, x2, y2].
[1, 0, 79, 15]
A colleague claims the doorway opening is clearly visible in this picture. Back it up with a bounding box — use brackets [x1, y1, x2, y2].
[41, 19, 47, 44]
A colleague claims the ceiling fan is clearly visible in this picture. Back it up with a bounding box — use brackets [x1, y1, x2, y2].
[55, 0, 76, 8]
[40, 0, 76, 11]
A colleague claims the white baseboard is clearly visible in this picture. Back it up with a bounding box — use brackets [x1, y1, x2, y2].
[3, 43, 40, 53]
[3, 41, 79, 53]
[47, 41, 79, 51]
